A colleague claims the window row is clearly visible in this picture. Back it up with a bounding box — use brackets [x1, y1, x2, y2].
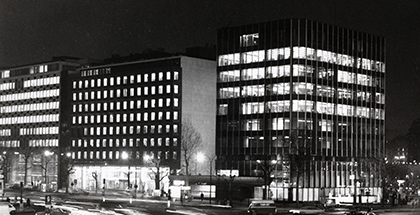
[20, 126, 59, 135]
[0, 114, 59, 125]
[24, 76, 60, 88]
[221, 101, 384, 119]
[0, 89, 59, 102]
[28, 139, 58, 147]
[80, 124, 179, 136]
[0, 82, 15, 91]
[76, 71, 179, 88]
[218, 46, 385, 73]
[0, 101, 59, 113]
[73, 98, 179, 113]
[0, 140, 19, 147]
[72, 150, 178, 161]
[73, 111, 179, 124]
[72, 137, 178, 148]
[0, 129, 11, 136]
[73, 85, 179, 101]
[240, 117, 384, 132]
[219, 65, 384, 88]
[219, 84, 385, 103]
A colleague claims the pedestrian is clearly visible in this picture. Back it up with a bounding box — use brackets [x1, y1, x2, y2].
[200, 192, 204, 201]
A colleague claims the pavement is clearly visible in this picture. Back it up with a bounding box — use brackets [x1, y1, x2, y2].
[6, 188, 420, 214]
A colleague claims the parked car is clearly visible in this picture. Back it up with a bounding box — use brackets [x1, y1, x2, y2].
[344, 207, 377, 215]
[247, 200, 277, 215]
[289, 205, 324, 214]
[324, 206, 352, 214]
[0, 201, 15, 214]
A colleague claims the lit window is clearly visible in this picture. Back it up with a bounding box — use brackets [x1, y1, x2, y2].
[159, 72, 163, 81]
[174, 85, 178, 94]
[166, 85, 171, 93]
[116, 77, 121, 85]
[174, 71, 178, 80]
[166, 71, 171, 80]
[144, 74, 148, 82]
[151, 86, 155, 95]
[151, 73, 156, 81]
[104, 78, 108, 86]
[240, 33, 259, 47]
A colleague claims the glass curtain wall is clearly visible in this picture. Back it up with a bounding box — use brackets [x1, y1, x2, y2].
[217, 19, 385, 202]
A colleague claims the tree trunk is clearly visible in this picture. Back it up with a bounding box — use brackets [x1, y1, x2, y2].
[155, 167, 160, 190]
[24, 160, 28, 185]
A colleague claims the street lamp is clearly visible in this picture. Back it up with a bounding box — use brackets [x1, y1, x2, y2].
[121, 151, 131, 189]
[196, 152, 217, 204]
[44, 150, 54, 186]
[257, 159, 277, 200]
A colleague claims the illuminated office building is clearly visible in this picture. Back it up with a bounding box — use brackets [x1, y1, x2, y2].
[216, 19, 385, 202]
[0, 57, 81, 188]
[69, 56, 215, 192]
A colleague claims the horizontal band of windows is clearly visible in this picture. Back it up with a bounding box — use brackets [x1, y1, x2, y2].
[0, 114, 59, 125]
[77, 71, 179, 87]
[0, 101, 59, 113]
[218, 47, 385, 73]
[0, 89, 60, 102]
[72, 112, 179, 124]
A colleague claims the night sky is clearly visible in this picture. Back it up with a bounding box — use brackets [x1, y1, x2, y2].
[1, 0, 419, 140]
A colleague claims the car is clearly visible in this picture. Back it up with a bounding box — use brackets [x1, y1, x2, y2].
[289, 205, 324, 214]
[324, 206, 351, 214]
[344, 207, 377, 215]
[0, 201, 15, 214]
[247, 200, 277, 215]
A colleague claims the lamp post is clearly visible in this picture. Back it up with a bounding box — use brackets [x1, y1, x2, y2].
[257, 159, 277, 200]
[44, 150, 54, 187]
[121, 151, 131, 189]
[196, 152, 217, 204]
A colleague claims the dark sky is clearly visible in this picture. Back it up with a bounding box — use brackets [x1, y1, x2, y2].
[1, 0, 419, 140]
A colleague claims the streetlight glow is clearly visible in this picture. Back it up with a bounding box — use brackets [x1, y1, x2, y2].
[196, 152, 205, 163]
[121, 151, 128, 160]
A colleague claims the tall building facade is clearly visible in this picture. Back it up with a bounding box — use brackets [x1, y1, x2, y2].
[216, 19, 385, 202]
[68, 56, 215, 192]
[0, 57, 81, 189]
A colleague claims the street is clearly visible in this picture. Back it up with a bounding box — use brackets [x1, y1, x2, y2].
[5, 189, 420, 215]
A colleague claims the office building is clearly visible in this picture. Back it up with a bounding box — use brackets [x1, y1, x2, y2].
[68, 56, 216, 192]
[0, 57, 82, 190]
[216, 19, 385, 202]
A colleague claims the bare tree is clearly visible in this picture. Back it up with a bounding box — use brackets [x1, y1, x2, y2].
[144, 157, 169, 191]
[33, 151, 55, 187]
[21, 147, 33, 185]
[181, 120, 202, 176]
[91, 171, 99, 193]
[0, 153, 12, 183]
[61, 154, 75, 193]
